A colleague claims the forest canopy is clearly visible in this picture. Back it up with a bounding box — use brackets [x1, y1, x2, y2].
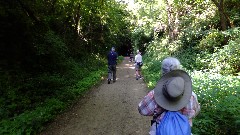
[0, 0, 239, 134]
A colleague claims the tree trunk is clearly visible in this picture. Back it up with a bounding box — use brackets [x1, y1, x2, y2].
[16, 0, 40, 22]
[218, 0, 227, 30]
[165, 0, 174, 42]
[212, 0, 232, 30]
[74, 4, 81, 34]
[212, 0, 233, 45]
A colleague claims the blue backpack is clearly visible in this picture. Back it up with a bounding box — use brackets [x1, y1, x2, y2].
[156, 111, 191, 135]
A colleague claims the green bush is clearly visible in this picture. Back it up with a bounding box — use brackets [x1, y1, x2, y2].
[142, 59, 161, 89]
[178, 26, 206, 48]
[142, 39, 240, 134]
[118, 55, 124, 63]
[131, 27, 154, 52]
[0, 52, 109, 134]
[0, 68, 106, 135]
[36, 30, 68, 72]
[142, 39, 170, 88]
[175, 48, 200, 71]
[142, 58, 240, 134]
[191, 71, 240, 135]
[196, 29, 225, 53]
[194, 28, 240, 75]
[0, 98, 66, 135]
[209, 39, 240, 75]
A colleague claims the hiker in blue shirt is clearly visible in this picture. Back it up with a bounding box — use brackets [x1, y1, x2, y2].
[107, 47, 118, 84]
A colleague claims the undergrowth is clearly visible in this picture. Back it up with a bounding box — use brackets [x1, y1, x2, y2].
[0, 56, 124, 134]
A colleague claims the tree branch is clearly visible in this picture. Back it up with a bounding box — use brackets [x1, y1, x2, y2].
[16, 0, 40, 22]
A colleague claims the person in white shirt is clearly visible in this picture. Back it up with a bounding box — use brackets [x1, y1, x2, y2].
[135, 50, 143, 80]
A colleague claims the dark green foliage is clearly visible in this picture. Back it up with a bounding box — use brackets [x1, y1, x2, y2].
[131, 27, 154, 53]
[190, 27, 240, 75]
[0, 56, 107, 119]
[141, 40, 170, 88]
[142, 47, 240, 134]
[0, 65, 107, 135]
[34, 30, 68, 73]
[132, 0, 240, 134]
[0, 98, 66, 135]
[1, 0, 240, 134]
[141, 18, 240, 135]
[196, 29, 225, 53]
[175, 48, 200, 71]
[0, 0, 128, 134]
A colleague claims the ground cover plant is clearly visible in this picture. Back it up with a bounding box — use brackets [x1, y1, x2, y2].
[191, 71, 240, 135]
[142, 53, 240, 134]
[0, 0, 129, 134]
[141, 35, 240, 134]
[0, 54, 124, 135]
[0, 58, 107, 134]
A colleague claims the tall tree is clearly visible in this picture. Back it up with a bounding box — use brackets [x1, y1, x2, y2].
[211, 0, 233, 30]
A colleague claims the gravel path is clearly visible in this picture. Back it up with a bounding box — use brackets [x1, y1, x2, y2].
[40, 57, 151, 135]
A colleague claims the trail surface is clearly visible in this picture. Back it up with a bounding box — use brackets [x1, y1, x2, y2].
[40, 57, 151, 135]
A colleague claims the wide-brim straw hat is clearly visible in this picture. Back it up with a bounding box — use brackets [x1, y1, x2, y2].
[154, 70, 192, 111]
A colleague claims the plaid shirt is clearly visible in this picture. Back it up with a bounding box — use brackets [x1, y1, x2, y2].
[138, 90, 200, 127]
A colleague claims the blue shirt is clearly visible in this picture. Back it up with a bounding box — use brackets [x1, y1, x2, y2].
[107, 51, 118, 65]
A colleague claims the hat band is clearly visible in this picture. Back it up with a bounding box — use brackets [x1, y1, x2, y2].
[162, 79, 182, 101]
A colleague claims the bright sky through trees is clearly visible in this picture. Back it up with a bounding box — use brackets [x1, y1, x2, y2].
[116, 0, 136, 10]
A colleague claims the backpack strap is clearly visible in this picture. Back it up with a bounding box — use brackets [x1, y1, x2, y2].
[151, 110, 163, 126]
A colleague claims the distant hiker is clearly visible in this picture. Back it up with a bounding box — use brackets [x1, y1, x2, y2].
[138, 57, 200, 135]
[135, 50, 143, 80]
[107, 47, 118, 84]
[129, 52, 134, 62]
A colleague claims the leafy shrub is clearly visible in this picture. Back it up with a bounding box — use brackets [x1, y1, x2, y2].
[142, 39, 170, 88]
[194, 28, 240, 75]
[142, 38, 240, 134]
[118, 55, 124, 62]
[196, 29, 225, 53]
[0, 50, 110, 134]
[0, 67, 107, 134]
[209, 39, 240, 75]
[191, 71, 240, 135]
[142, 59, 161, 89]
[178, 26, 206, 48]
[175, 48, 200, 70]
[35, 30, 68, 72]
[0, 98, 66, 135]
[131, 27, 154, 52]
[37, 30, 67, 57]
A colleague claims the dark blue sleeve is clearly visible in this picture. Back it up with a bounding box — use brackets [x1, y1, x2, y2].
[115, 52, 118, 60]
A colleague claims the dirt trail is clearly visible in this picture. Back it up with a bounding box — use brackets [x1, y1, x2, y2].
[40, 57, 151, 135]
